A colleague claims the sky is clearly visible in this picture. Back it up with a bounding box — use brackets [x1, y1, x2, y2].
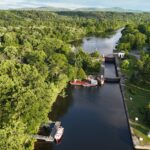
[0, 0, 150, 11]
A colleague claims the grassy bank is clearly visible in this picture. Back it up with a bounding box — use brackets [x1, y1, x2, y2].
[120, 55, 150, 145]
[124, 82, 150, 145]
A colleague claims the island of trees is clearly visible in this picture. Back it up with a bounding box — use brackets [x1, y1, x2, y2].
[0, 10, 150, 149]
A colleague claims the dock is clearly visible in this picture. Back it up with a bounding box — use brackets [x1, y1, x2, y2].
[32, 121, 61, 142]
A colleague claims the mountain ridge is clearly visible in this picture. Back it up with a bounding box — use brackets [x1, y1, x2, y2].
[9, 6, 145, 12]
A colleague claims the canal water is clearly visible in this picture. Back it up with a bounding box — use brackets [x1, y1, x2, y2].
[35, 29, 133, 150]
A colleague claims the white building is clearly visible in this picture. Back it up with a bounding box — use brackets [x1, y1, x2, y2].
[118, 52, 125, 59]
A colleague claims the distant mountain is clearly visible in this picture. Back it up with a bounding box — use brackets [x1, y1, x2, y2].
[20, 6, 70, 11]
[14, 6, 143, 13]
[75, 7, 142, 12]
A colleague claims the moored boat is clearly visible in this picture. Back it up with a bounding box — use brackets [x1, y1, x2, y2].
[70, 79, 98, 87]
[82, 79, 98, 87]
[70, 79, 89, 86]
[82, 83, 97, 87]
[54, 127, 64, 143]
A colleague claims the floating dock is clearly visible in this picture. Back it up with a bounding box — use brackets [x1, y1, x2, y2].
[32, 121, 61, 142]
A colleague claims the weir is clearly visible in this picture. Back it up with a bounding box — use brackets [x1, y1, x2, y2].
[105, 77, 120, 83]
[105, 56, 115, 63]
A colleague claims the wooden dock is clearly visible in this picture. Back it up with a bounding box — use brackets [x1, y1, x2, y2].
[32, 121, 61, 142]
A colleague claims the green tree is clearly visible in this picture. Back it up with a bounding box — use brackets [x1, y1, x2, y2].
[134, 32, 146, 49]
[77, 68, 86, 79]
[4, 46, 18, 59]
[121, 60, 130, 70]
[3, 32, 18, 46]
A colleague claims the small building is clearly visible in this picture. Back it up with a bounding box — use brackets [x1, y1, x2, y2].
[118, 52, 125, 59]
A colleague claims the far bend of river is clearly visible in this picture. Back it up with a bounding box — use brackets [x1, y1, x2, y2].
[35, 28, 133, 150]
[72, 28, 123, 55]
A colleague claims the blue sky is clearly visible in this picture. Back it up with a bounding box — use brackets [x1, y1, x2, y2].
[0, 0, 150, 11]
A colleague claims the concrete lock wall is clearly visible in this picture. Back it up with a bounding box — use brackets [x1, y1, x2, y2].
[104, 56, 121, 83]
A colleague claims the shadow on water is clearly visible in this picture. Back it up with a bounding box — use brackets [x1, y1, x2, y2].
[48, 87, 73, 121]
[35, 87, 73, 150]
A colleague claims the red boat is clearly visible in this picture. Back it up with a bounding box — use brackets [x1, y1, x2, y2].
[70, 80, 89, 86]
[70, 79, 98, 87]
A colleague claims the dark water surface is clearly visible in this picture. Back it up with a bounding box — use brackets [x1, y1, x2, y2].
[35, 28, 133, 150]
[105, 63, 117, 78]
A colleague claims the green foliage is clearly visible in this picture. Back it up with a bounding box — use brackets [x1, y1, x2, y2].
[0, 10, 103, 150]
[118, 25, 147, 51]
[121, 59, 130, 69]
[134, 32, 146, 49]
[0, 10, 150, 150]
[90, 51, 100, 58]
[145, 103, 150, 125]
[137, 53, 150, 82]
[118, 23, 150, 82]
[4, 46, 19, 59]
[117, 42, 131, 52]
[3, 32, 18, 46]
[77, 68, 86, 79]
[119, 24, 150, 137]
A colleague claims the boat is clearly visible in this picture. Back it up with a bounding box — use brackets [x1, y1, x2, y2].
[70, 79, 98, 87]
[82, 83, 97, 87]
[82, 79, 98, 87]
[54, 126, 64, 143]
[70, 79, 89, 86]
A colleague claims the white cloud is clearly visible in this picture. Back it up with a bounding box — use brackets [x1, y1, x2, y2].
[0, 0, 39, 9]
[0, 0, 149, 10]
[46, 2, 87, 9]
[0, 0, 86, 9]
[0, 0, 20, 9]
[0, 0, 20, 5]
[0, 0, 89, 9]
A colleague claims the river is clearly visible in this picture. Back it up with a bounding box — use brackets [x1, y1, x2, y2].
[35, 28, 133, 150]
[72, 28, 123, 55]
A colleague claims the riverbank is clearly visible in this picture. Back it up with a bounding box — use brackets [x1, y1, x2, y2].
[119, 58, 150, 149]
[124, 82, 150, 148]
[34, 76, 69, 147]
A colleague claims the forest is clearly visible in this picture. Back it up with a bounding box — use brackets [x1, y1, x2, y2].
[117, 23, 150, 83]
[117, 23, 150, 143]
[0, 10, 150, 149]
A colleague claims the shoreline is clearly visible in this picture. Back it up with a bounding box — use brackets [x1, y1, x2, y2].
[116, 56, 150, 150]
[113, 56, 134, 149]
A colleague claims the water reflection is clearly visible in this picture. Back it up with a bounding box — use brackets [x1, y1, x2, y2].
[72, 28, 123, 55]
[49, 88, 73, 121]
